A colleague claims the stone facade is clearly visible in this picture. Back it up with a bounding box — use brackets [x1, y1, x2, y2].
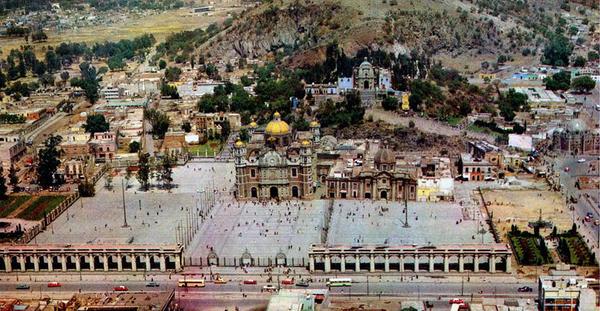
[233, 112, 319, 200]
[552, 119, 600, 155]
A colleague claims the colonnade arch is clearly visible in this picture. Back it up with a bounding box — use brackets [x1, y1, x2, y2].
[309, 244, 512, 274]
[0, 244, 183, 273]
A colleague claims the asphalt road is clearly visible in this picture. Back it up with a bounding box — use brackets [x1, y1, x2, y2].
[0, 278, 537, 298]
[556, 155, 600, 261]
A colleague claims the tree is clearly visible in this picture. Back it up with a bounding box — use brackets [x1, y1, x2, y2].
[588, 51, 599, 62]
[76, 62, 99, 104]
[158, 59, 167, 69]
[239, 128, 250, 142]
[83, 114, 110, 134]
[571, 76, 596, 93]
[165, 66, 182, 82]
[137, 152, 151, 191]
[219, 121, 231, 142]
[160, 82, 180, 99]
[39, 73, 55, 87]
[45, 50, 60, 73]
[78, 178, 95, 197]
[181, 121, 192, 133]
[542, 32, 573, 66]
[544, 71, 571, 91]
[104, 167, 113, 189]
[108, 55, 126, 71]
[124, 168, 133, 188]
[36, 135, 63, 188]
[382, 96, 399, 111]
[498, 89, 529, 121]
[160, 155, 174, 189]
[9, 163, 19, 192]
[0, 69, 6, 88]
[0, 166, 7, 199]
[128, 141, 140, 153]
[205, 63, 218, 79]
[60, 71, 70, 83]
[572, 55, 586, 67]
[145, 109, 170, 139]
[31, 30, 47, 42]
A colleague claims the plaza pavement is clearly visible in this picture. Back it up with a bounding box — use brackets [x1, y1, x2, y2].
[32, 161, 236, 245]
[326, 199, 493, 246]
[31, 162, 539, 266]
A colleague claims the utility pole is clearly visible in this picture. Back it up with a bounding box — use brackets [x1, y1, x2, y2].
[403, 184, 410, 228]
[121, 179, 128, 227]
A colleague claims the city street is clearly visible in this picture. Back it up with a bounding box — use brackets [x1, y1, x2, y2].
[555, 155, 600, 262]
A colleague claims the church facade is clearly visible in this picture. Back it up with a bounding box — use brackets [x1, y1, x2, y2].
[233, 112, 320, 200]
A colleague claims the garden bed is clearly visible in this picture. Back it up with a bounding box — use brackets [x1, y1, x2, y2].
[16, 196, 66, 221]
[0, 196, 31, 218]
[508, 228, 552, 265]
[557, 233, 597, 266]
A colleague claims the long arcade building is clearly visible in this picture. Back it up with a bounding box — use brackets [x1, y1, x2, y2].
[309, 244, 512, 273]
[0, 244, 183, 273]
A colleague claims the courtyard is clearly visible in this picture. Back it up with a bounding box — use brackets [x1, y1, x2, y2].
[31, 161, 508, 268]
[32, 161, 236, 245]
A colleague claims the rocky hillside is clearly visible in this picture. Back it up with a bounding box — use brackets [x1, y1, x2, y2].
[203, 0, 568, 67]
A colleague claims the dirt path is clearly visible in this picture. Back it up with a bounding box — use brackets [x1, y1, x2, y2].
[367, 108, 496, 143]
[7, 196, 37, 218]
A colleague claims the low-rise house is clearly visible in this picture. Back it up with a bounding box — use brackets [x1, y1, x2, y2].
[89, 131, 118, 162]
[161, 131, 188, 159]
[459, 153, 496, 181]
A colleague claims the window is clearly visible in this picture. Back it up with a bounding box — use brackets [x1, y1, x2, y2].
[465, 168, 469, 173]
[250, 169, 256, 178]
[291, 168, 297, 177]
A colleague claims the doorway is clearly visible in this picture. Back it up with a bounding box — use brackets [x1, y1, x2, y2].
[270, 187, 278, 199]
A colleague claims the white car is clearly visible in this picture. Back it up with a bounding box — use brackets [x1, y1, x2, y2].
[577, 158, 586, 163]
[262, 284, 277, 292]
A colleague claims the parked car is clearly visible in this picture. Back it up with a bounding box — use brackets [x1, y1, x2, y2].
[578, 158, 586, 163]
[262, 284, 277, 292]
[295, 280, 309, 287]
[146, 282, 159, 287]
[113, 286, 128, 291]
[47, 282, 61, 288]
[16, 284, 30, 290]
[518, 286, 533, 292]
[242, 279, 257, 285]
[214, 277, 227, 284]
[281, 278, 294, 285]
[449, 299, 465, 304]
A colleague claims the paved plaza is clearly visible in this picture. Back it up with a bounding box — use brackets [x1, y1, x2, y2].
[326, 199, 493, 246]
[33, 161, 235, 245]
[188, 199, 327, 264]
[31, 161, 521, 266]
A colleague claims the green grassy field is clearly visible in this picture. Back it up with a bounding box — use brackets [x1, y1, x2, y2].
[0, 7, 239, 56]
[17, 196, 66, 221]
[0, 196, 31, 218]
[188, 140, 223, 157]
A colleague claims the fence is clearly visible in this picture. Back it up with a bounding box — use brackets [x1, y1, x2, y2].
[18, 192, 80, 244]
[478, 186, 500, 243]
[19, 164, 108, 244]
[183, 256, 308, 268]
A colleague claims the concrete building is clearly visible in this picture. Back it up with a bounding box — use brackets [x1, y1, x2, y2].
[416, 157, 454, 202]
[177, 80, 225, 98]
[459, 153, 496, 181]
[193, 112, 241, 138]
[513, 87, 564, 108]
[325, 143, 418, 201]
[267, 291, 316, 311]
[88, 131, 118, 162]
[552, 118, 600, 155]
[160, 131, 188, 159]
[233, 112, 315, 200]
[538, 276, 597, 311]
[100, 86, 122, 100]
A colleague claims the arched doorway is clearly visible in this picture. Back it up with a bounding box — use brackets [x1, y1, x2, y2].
[363, 81, 369, 89]
[270, 187, 278, 199]
[291, 186, 299, 198]
[380, 190, 387, 200]
[251, 187, 258, 198]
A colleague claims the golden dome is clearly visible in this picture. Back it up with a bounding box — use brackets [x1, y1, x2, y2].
[249, 121, 258, 128]
[301, 139, 311, 147]
[309, 120, 320, 128]
[234, 140, 245, 148]
[265, 112, 290, 136]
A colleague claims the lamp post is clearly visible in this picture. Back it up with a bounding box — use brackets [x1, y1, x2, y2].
[121, 179, 128, 228]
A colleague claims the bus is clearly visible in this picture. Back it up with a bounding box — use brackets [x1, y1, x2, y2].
[178, 279, 205, 287]
[326, 278, 352, 287]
